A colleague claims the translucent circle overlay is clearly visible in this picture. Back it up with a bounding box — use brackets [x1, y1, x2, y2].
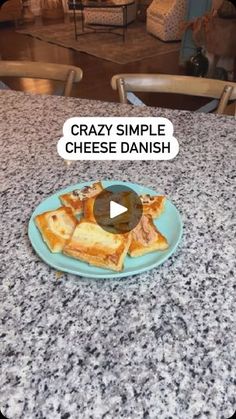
[93, 184, 143, 234]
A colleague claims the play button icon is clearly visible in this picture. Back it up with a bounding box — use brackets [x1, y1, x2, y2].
[110, 201, 128, 219]
[93, 184, 143, 234]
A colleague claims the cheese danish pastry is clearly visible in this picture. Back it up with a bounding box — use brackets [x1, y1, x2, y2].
[63, 219, 131, 272]
[140, 194, 166, 219]
[35, 207, 77, 253]
[129, 215, 168, 257]
[60, 181, 103, 215]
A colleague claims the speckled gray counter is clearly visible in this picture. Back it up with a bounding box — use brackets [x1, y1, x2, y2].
[0, 90, 235, 419]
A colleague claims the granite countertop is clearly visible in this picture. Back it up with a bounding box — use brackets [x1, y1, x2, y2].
[0, 91, 235, 419]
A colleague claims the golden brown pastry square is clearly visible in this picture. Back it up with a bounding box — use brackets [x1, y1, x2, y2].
[60, 181, 103, 215]
[63, 219, 131, 272]
[83, 196, 95, 221]
[140, 195, 166, 219]
[129, 215, 168, 257]
[35, 207, 77, 253]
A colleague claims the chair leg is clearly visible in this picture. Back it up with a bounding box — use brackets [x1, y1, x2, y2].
[217, 85, 233, 115]
[117, 78, 128, 104]
[64, 69, 76, 97]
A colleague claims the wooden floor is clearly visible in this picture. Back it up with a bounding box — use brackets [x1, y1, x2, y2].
[0, 18, 214, 110]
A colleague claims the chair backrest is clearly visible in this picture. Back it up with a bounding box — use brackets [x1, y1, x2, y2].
[111, 73, 236, 115]
[0, 61, 83, 97]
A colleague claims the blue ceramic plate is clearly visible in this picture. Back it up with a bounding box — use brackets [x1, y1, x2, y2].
[28, 180, 183, 279]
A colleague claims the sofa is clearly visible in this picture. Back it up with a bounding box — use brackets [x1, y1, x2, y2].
[0, 0, 22, 22]
[83, 0, 138, 27]
[146, 0, 187, 41]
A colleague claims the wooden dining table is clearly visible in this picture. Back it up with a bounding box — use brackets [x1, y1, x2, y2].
[0, 90, 235, 419]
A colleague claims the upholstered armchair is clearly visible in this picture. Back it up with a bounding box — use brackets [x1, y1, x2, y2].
[84, 0, 138, 27]
[146, 0, 187, 41]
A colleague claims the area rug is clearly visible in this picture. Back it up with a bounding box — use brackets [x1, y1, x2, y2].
[17, 20, 180, 65]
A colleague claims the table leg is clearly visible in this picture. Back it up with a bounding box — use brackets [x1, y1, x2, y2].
[73, 5, 77, 40]
[81, 8, 85, 33]
[123, 5, 127, 42]
[125, 5, 128, 42]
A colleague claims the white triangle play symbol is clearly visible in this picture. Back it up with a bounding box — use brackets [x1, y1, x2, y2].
[110, 201, 128, 219]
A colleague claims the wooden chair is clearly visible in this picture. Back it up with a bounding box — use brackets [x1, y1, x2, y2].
[0, 0, 22, 23]
[0, 61, 83, 97]
[111, 74, 236, 115]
